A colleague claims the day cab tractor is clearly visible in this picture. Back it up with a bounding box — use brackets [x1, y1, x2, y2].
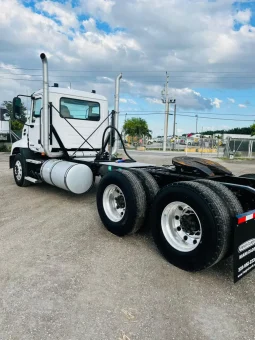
[9, 53, 255, 279]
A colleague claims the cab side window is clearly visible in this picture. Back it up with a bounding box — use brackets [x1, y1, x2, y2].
[33, 98, 42, 118]
[60, 98, 100, 121]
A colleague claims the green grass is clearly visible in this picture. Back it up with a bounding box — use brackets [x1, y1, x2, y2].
[0, 144, 11, 152]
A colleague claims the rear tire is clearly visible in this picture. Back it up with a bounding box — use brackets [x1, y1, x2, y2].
[130, 169, 159, 206]
[13, 154, 31, 187]
[196, 179, 243, 216]
[97, 170, 146, 236]
[150, 181, 231, 271]
[196, 179, 243, 257]
[130, 169, 159, 230]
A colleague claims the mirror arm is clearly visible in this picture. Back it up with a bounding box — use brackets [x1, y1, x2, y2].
[17, 94, 33, 99]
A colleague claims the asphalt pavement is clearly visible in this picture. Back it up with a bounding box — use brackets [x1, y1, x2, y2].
[1, 152, 255, 340]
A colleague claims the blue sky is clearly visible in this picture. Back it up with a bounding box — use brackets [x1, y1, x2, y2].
[1, 0, 255, 136]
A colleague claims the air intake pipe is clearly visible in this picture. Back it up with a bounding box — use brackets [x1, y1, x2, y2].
[111, 73, 122, 155]
[40, 53, 63, 158]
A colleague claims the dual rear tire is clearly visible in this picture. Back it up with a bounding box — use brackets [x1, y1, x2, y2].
[151, 181, 242, 271]
[97, 171, 243, 271]
[96, 169, 159, 236]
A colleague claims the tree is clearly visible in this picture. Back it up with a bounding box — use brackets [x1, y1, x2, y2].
[2, 100, 27, 130]
[201, 126, 252, 136]
[251, 124, 255, 136]
[123, 118, 152, 140]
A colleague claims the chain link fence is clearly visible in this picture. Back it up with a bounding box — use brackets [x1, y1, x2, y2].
[122, 136, 255, 159]
[224, 138, 255, 159]
[174, 137, 223, 157]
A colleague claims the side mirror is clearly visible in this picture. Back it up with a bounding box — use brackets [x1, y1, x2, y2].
[13, 97, 22, 120]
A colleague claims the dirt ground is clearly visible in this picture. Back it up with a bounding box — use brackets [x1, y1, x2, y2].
[0, 152, 255, 340]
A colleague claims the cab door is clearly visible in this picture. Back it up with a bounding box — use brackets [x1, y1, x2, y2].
[28, 96, 44, 153]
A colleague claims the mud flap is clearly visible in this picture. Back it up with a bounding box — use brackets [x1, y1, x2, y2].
[234, 210, 255, 283]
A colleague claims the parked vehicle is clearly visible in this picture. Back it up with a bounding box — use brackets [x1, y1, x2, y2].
[179, 138, 186, 145]
[0, 107, 10, 140]
[9, 53, 255, 277]
[156, 136, 163, 143]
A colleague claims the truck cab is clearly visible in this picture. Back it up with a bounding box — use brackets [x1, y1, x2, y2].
[12, 87, 108, 157]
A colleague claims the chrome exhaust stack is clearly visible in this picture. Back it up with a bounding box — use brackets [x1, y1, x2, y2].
[40, 53, 63, 157]
[111, 73, 122, 155]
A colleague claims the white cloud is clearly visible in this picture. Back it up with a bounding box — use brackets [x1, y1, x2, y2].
[175, 88, 213, 110]
[128, 99, 137, 105]
[145, 88, 214, 110]
[212, 98, 223, 109]
[227, 97, 235, 103]
[238, 104, 247, 108]
[79, 0, 115, 17]
[35, 1, 78, 29]
[120, 98, 127, 103]
[234, 9, 251, 24]
[146, 98, 162, 105]
[83, 18, 98, 33]
[119, 98, 137, 105]
[1, 0, 255, 112]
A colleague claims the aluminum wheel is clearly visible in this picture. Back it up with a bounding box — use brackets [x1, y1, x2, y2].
[161, 201, 202, 252]
[14, 160, 23, 181]
[103, 184, 126, 222]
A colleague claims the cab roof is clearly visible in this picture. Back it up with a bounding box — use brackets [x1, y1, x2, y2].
[33, 87, 107, 101]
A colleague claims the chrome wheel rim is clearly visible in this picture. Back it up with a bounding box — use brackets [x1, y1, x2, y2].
[14, 160, 22, 181]
[103, 184, 126, 222]
[161, 201, 202, 252]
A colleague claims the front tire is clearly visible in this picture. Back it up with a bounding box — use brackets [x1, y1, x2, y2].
[97, 170, 146, 236]
[150, 181, 231, 271]
[13, 154, 31, 187]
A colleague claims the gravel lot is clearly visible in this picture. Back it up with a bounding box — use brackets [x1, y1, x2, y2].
[1, 151, 255, 340]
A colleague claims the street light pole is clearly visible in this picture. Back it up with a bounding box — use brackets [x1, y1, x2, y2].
[195, 115, 198, 134]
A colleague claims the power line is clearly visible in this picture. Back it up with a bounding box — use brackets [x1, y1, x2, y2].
[0, 78, 113, 83]
[119, 112, 255, 121]
[1, 66, 255, 74]
[3, 77, 255, 87]
[3, 73, 255, 79]
[3, 76, 255, 85]
[120, 110, 255, 116]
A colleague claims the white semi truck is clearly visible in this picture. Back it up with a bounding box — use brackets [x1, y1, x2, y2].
[0, 107, 10, 140]
[9, 53, 255, 277]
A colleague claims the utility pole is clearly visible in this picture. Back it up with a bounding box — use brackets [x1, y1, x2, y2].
[162, 72, 175, 152]
[172, 103, 177, 150]
[122, 113, 127, 143]
[195, 115, 198, 134]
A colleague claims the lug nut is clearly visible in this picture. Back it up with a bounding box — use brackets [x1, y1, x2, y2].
[177, 227, 181, 231]
[193, 240, 197, 244]
[183, 236, 188, 241]
[175, 216, 180, 220]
